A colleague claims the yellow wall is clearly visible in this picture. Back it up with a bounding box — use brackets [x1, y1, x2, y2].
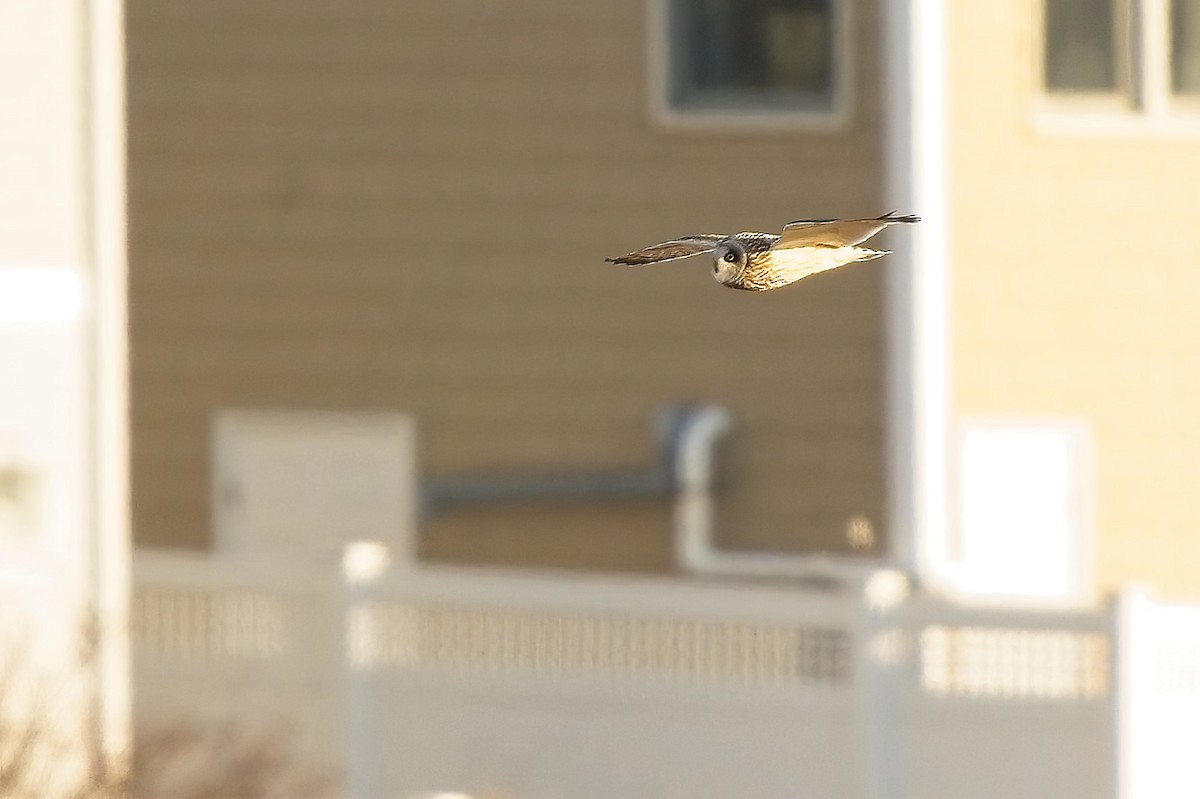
[948, 1, 1200, 598]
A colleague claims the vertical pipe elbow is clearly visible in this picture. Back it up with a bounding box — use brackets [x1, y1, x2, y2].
[669, 406, 733, 573]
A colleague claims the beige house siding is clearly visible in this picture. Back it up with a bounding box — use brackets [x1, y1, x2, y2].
[948, 1, 1200, 598]
[126, 0, 888, 570]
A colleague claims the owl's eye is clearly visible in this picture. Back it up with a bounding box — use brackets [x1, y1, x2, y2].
[723, 251, 738, 263]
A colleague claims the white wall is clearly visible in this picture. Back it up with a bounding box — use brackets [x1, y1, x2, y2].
[0, 1, 90, 592]
[0, 2, 88, 266]
[0, 0, 128, 787]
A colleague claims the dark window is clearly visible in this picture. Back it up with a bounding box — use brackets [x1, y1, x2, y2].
[1044, 0, 1118, 92]
[668, 0, 836, 112]
[1172, 0, 1200, 93]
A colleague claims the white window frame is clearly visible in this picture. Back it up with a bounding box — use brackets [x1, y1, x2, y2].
[647, 0, 854, 131]
[1036, 0, 1200, 135]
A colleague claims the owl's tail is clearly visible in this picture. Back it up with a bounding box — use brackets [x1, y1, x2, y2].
[853, 247, 890, 262]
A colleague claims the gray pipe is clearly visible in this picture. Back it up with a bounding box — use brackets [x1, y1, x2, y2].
[419, 404, 731, 520]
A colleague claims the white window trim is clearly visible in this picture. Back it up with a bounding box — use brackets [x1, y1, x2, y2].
[647, 0, 854, 131]
[1035, 0, 1200, 135]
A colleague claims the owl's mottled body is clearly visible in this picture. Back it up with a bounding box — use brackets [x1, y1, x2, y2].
[721, 233, 886, 291]
[606, 212, 918, 292]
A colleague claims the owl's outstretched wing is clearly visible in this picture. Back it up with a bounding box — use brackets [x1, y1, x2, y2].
[774, 211, 920, 250]
[605, 235, 725, 266]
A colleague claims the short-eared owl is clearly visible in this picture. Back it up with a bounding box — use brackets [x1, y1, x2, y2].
[606, 212, 919, 292]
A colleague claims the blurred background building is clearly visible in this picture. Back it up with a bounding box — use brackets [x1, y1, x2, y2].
[124, 0, 891, 573]
[3, 0, 1200, 798]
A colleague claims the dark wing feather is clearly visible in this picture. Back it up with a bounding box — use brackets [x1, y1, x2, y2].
[774, 211, 920, 249]
[605, 235, 725, 266]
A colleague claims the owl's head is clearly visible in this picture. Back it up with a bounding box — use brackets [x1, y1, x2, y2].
[711, 238, 746, 285]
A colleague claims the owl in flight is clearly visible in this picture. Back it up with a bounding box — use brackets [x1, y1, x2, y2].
[606, 211, 919, 291]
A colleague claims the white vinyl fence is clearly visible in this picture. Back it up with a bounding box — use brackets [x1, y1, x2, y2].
[130, 552, 1189, 799]
[1119, 590, 1200, 799]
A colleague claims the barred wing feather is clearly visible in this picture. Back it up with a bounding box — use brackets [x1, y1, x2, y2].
[605, 235, 725, 266]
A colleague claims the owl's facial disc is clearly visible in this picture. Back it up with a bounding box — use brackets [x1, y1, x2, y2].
[712, 239, 745, 284]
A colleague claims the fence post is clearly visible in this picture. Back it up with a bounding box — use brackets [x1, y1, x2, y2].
[343, 542, 392, 799]
[1115, 585, 1152, 799]
[854, 571, 912, 799]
